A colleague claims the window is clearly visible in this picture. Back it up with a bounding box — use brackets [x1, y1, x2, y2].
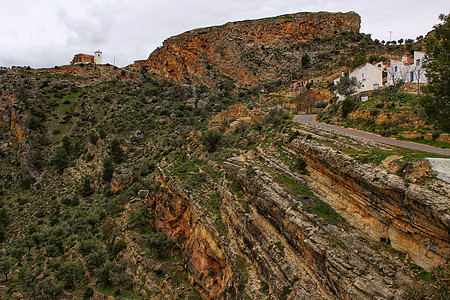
[410, 72, 414, 82]
[394, 66, 398, 72]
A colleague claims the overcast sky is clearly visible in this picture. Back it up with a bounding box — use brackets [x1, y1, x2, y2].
[1, 0, 448, 68]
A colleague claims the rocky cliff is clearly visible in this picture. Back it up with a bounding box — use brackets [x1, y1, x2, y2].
[130, 11, 361, 87]
[285, 129, 449, 271]
[148, 149, 427, 299]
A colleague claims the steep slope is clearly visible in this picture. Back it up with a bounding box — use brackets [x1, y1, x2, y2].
[129, 11, 361, 87]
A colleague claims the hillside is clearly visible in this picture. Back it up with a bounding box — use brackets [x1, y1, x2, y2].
[129, 11, 362, 88]
[0, 11, 449, 300]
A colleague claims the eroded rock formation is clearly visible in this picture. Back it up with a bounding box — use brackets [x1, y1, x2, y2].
[286, 128, 449, 271]
[149, 149, 422, 299]
[130, 12, 361, 87]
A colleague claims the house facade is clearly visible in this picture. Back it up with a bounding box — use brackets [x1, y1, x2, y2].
[333, 62, 383, 100]
[386, 51, 427, 85]
[349, 62, 383, 93]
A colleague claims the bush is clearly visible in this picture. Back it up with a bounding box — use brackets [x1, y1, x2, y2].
[109, 138, 124, 163]
[294, 157, 307, 174]
[102, 158, 115, 182]
[341, 97, 356, 118]
[54, 148, 69, 174]
[315, 101, 329, 108]
[79, 177, 94, 197]
[89, 131, 99, 144]
[201, 130, 222, 153]
[146, 233, 174, 259]
[264, 108, 290, 126]
[301, 54, 310, 69]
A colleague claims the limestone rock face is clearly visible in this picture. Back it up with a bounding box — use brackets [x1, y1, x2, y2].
[111, 167, 133, 193]
[288, 135, 449, 271]
[150, 155, 418, 299]
[131, 12, 360, 87]
[149, 170, 233, 299]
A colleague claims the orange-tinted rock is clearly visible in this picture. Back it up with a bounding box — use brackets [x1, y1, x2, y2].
[111, 167, 133, 193]
[130, 12, 360, 87]
[289, 137, 449, 271]
[149, 170, 232, 299]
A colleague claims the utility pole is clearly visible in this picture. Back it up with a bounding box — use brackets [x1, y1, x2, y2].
[389, 31, 393, 42]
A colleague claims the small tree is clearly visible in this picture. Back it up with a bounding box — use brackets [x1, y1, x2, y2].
[102, 158, 115, 182]
[341, 97, 357, 118]
[109, 138, 124, 163]
[0, 256, 17, 281]
[146, 233, 174, 259]
[62, 136, 72, 155]
[201, 130, 222, 153]
[335, 73, 360, 97]
[54, 148, 69, 174]
[79, 177, 94, 197]
[422, 13, 450, 132]
[89, 131, 99, 145]
[301, 54, 311, 69]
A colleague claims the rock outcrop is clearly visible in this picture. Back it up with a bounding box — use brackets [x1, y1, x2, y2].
[150, 152, 418, 299]
[149, 169, 233, 299]
[111, 167, 134, 193]
[286, 128, 449, 271]
[130, 12, 360, 87]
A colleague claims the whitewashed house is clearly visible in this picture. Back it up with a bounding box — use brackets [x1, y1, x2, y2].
[334, 62, 383, 100]
[386, 51, 428, 86]
[350, 62, 383, 92]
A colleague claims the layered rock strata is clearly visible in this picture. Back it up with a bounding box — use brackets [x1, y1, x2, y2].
[130, 12, 360, 87]
[150, 153, 416, 299]
[286, 129, 449, 271]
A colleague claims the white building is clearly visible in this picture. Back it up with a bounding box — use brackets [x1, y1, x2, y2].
[349, 62, 383, 92]
[94, 50, 102, 65]
[333, 62, 383, 100]
[386, 51, 427, 86]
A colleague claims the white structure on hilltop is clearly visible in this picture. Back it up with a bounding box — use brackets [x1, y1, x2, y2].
[333, 62, 383, 101]
[94, 50, 102, 65]
[386, 51, 427, 86]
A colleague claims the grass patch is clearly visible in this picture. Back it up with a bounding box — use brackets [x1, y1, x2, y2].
[214, 217, 228, 235]
[272, 173, 313, 196]
[307, 199, 345, 224]
[396, 135, 450, 149]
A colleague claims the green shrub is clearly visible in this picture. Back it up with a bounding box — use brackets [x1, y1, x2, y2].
[201, 130, 222, 153]
[294, 157, 307, 174]
[146, 233, 174, 259]
[79, 177, 94, 197]
[102, 158, 115, 182]
[109, 138, 124, 163]
[341, 97, 356, 118]
[89, 131, 99, 144]
[264, 108, 290, 126]
[54, 148, 69, 174]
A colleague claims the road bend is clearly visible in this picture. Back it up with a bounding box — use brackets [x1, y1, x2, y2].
[293, 114, 450, 156]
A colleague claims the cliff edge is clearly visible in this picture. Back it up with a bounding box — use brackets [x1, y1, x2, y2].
[129, 11, 361, 87]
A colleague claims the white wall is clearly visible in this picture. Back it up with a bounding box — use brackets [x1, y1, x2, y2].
[94, 51, 102, 65]
[386, 51, 427, 85]
[350, 63, 383, 93]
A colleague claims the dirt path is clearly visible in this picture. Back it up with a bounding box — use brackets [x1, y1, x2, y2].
[293, 114, 450, 156]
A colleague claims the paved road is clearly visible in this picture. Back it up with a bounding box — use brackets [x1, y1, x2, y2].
[294, 114, 450, 156]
